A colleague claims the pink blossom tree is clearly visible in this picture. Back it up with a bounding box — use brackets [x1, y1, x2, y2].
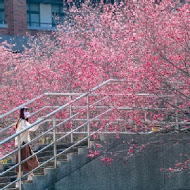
[0, 0, 189, 170]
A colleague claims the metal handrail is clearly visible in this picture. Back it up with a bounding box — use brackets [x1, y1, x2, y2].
[1, 126, 105, 190]
[1, 79, 124, 190]
[1, 104, 188, 135]
[1, 106, 114, 189]
[0, 79, 125, 146]
[0, 79, 125, 119]
[1, 108, 114, 177]
[2, 106, 112, 176]
[0, 80, 126, 181]
[1, 78, 187, 190]
[0, 94, 110, 162]
[0, 81, 121, 136]
[0, 88, 177, 135]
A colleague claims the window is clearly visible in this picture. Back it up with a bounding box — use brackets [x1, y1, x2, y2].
[27, 3, 40, 27]
[0, 0, 5, 24]
[52, 4, 64, 27]
[27, 2, 66, 29]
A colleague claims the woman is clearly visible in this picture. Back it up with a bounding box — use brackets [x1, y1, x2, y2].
[15, 107, 40, 188]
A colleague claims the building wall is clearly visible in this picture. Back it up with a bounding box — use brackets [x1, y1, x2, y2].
[0, 0, 63, 36]
[4, 0, 27, 36]
[26, 29, 53, 36]
[0, 26, 7, 35]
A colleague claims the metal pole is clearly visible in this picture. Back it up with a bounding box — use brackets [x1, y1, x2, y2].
[69, 95, 73, 143]
[53, 116, 57, 168]
[145, 112, 147, 132]
[133, 83, 137, 132]
[175, 95, 179, 130]
[86, 96, 90, 148]
[18, 135, 22, 190]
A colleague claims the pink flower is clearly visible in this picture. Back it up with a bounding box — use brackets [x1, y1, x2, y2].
[168, 168, 175, 172]
[116, 134, 120, 139]
[87, 150, 100, 158]
[96, 144, 101, 148]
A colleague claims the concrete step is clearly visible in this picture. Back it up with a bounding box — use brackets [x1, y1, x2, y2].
[38, 154, 68, 163]
[36, 143, 75, 151]
[0, 149, 78, 179]
[33, 167, 44, 174]
[36, 141, 88, 152]
[0, 164, 52, 179]
[0, 182, 15, 188]
[37, 147, 78, 158]
[32, 172, 44, 177]
[0, 141, 89, 190]
[67, 152, 78, 162]
[39, 161, 54, 168]
[37, 150, 55, 157]
[1, 170, 15, 177]
[1, 163, 15, 171]
[0, 175, 16, 183]
[38, 156, 54, 163]
[0, 167, 51, 186]
[0, 176, 28, 182]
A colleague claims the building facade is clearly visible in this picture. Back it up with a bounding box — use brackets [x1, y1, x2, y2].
[0, 0, 65, 36]
[0, 0, 186, 36]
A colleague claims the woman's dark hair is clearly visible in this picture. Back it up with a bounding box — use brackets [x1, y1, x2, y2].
[15, 107, 29, 129]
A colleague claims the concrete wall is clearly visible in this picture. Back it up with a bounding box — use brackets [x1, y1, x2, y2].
[0, 26, 8, 35]
[55, 134, 190, 190]
[21, 134, 190, 190]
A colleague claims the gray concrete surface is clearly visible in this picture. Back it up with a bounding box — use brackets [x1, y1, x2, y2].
[22, 133, 190, 190]
[55, 133, 190, 190]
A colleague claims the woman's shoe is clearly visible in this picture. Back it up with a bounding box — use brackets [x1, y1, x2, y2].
[27, 173, 34, 181]
[15, 182, 20, 188]
[16, 180, 23, 188]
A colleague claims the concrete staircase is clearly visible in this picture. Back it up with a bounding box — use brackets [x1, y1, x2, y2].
[1, 134, 190, 190]
[0, 141, 89, 190]
[0, 134, 143, 190]
[21, 139, 102, 190]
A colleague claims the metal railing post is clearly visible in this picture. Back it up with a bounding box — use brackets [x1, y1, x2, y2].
[86, 96, 90, 148]
[69, 95, 73, 143]
[145, 112, 148, 132]
[175, 95, 179, 130]
[132, 83, 137, 132]
[18, 135, 22, 190]
[53, 116, 57, 168]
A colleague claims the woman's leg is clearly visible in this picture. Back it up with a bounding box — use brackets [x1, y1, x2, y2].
[17, 171, 23, 179]
[16, 172, 23, 187]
